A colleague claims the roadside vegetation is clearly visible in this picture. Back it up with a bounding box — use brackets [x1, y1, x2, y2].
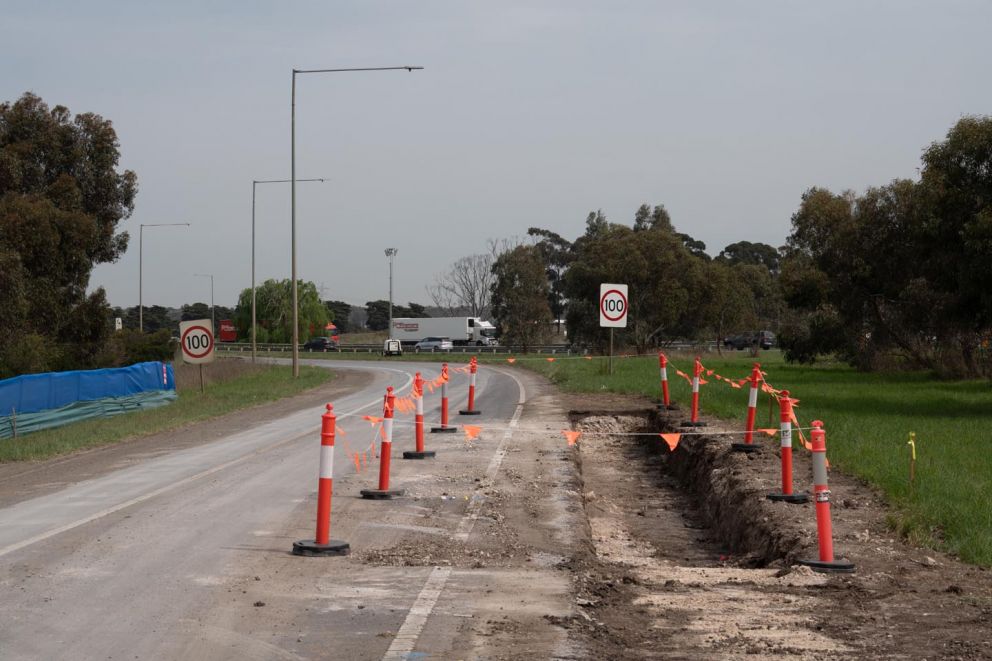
[0, 363, 332, 463]
[522, 352, 992, 566]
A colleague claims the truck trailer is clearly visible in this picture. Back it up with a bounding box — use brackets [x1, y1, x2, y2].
[390, 317, 497, 346]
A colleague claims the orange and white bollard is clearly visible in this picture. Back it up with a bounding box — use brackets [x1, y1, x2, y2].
[681, 356, 706, 427]
[658, 352, 675, 410]
[797, 421, 854, 573]
[431, 363, 457, 433]
[404, 372, 436, 459]
[459, 356, 482, 416]
[766, 391, 809, 504]
[292, 404, 350, 556]
[732, 363, 763, 453]
[361, 387, 404, 499]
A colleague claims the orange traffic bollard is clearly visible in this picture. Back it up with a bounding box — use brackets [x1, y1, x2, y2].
[766, 391, 809, 504]
[681, 356, 707, 427]
[658, 352, 676, 410]
[431, 363, 457, 433]
[361, 387, 404, 499]
[732, 363, 762, 453]
[797, 421, 854, 573]
[459, 356, 482, 416]
[404, 372, 436, 459]
[292, 404, 350, 556]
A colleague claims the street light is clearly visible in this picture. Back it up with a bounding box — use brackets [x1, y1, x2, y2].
[252, 178, 327, 363]
[290, 64, 424, 377]
[139, 222, 190, 332]
[193, 273, 215, 331]
[385, 248, 397, 339]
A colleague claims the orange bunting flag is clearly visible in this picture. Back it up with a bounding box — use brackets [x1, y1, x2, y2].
[562, 430, 581, 446]
[546, 357, 555, 362]
[730, 381, 742, 389]
[737, 379, 748, 386]
[352, 453, 361, 472]
[698, 378, 708, 385]
[706, 369, 714, 376]
[441, 365, 450, 383]
[463, 424, 482, 441]
[660, 433, 681, 451]
[335, 425, 347, 436]
[675, 369, 692, 384]
[363, 415, 383, 425]
[507, 358, 517, 364]
[583, 356, 593, 360]
[757, 428, 778, 436]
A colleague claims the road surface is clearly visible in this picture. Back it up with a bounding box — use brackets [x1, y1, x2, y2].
[0, 359, 577, 660]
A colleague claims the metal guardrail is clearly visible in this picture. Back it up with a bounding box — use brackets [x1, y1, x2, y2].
[215, 340, 722, 356]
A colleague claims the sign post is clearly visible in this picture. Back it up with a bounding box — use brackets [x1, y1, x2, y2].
[599, 284, 628, 375]
[179, 319, 216, 393]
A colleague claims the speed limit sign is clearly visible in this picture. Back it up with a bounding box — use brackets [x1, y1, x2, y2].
[599, 284, 628, 328]
[179, 319, 216, 364]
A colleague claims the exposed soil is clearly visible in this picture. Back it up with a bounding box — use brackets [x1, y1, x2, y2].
[0, 367, 371, 509]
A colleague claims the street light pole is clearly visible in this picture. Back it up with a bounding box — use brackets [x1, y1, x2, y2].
[252, 178, 326, 363]
[385, 248, 397, 339]
[194, 273, 214, 331]
[291, 65, 423, 377]
[139, 222, 189, 332]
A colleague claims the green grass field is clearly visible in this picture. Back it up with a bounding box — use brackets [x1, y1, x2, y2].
[520, 350, 992, 566]
[0, 364, 332, 463]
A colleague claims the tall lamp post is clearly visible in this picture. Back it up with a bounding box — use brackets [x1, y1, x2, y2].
[290, 64, 423, 377]
[385, 248, 397, 339]
[252, 178, 327, 363]
[193, 273, 215, 331]
[139, 222, 189, 332]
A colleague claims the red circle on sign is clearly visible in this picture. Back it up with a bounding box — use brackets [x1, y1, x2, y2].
[600, 289, 628, 322]
[181, 325, 214, 359]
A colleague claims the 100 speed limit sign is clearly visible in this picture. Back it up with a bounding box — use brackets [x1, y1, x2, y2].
[179, 319, 216, 365]
[599, 284, 628, 328]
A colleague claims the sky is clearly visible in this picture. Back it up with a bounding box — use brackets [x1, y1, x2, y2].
[3, 1, 991, 311]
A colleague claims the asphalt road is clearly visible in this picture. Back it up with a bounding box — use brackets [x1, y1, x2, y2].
[0, 359, 573, 660]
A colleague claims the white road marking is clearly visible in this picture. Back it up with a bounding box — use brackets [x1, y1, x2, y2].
[382, 366, 526, 661]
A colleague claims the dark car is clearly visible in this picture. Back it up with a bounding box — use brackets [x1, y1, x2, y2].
[303, 337, 339, 352]
[723, 331, 775, 351]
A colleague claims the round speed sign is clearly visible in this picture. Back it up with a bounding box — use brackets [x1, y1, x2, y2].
[179, 320, 216, 364]
[599, 284, 629, 328]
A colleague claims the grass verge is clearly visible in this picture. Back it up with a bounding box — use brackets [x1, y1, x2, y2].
[520, 350, 992, 567]
[0, 364, 333, 463]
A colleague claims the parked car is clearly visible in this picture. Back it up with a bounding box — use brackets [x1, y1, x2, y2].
[382, 338, 403, 356]
[723, 331, 775, 351]
[414, 337, 454, 352]
[303, 337, 339, 352]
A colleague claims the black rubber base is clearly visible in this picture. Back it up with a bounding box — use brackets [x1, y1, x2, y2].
[430, 426, 458, 434]
[458, 410, 482, 416]
[658, 402, 679, 411]
[403, 450, 436, 459]
[731, 442, 762, 453]
[291, 539, 350, 557]
[360, 488, 405, 500]
[681, 420, 707, 428]
[796, 558, 856, 573]
[767, 492, 810, 504]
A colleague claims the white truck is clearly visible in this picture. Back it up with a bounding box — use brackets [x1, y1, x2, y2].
[391, 316, 497, 347]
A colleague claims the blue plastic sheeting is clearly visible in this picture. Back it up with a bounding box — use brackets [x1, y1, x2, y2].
[0, 390, 178, 439]
[0, 362, 175, 418]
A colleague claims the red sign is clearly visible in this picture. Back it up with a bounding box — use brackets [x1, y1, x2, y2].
[219, 319, 237, 342]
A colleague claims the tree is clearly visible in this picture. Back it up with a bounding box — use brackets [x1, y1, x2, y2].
[527, 227, 573, 331]
[717, 241, 781, 274]
[490, 245, 552, 350]
[0, 92, 137, 375]
[233, 279, 328, 343]
[324, 300, 352, 332]
[180, 302, 211, 321]
[426, 241, 513, 318]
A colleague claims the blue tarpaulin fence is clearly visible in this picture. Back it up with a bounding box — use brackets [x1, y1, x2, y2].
[0, 362, 176, 439]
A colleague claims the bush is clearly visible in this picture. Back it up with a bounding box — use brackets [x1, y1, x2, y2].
[0, 333, 63, 378]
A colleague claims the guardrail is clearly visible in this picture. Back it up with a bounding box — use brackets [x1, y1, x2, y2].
[215, 341, 722, 356]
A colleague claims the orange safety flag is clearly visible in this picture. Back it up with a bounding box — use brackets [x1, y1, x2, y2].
[363, 415, 383, 425]
[730, 381, 742, 389]
[546, 357, 555, 362]
[660, 433, 681, 451]
[507, 357, 517, 364]
[352, 453, 361, 472]
[335, 425, 347, 436]
[584, 356, 593, 360]
[463, 424, 482, 440]
[698, 378, 708, 385]
[441, 365, 450, 382]
[412, 382, 423, 399]
[706, 369, 714, 376]
[562, 430, 581, 446]
[756, 428, 778, 436]
[675, 369, 692, 384]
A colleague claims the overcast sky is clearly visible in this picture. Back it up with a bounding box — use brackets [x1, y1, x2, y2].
[3, 1, 990, 311]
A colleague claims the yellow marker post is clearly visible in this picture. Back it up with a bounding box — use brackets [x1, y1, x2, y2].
[907, 432, 917, 488]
